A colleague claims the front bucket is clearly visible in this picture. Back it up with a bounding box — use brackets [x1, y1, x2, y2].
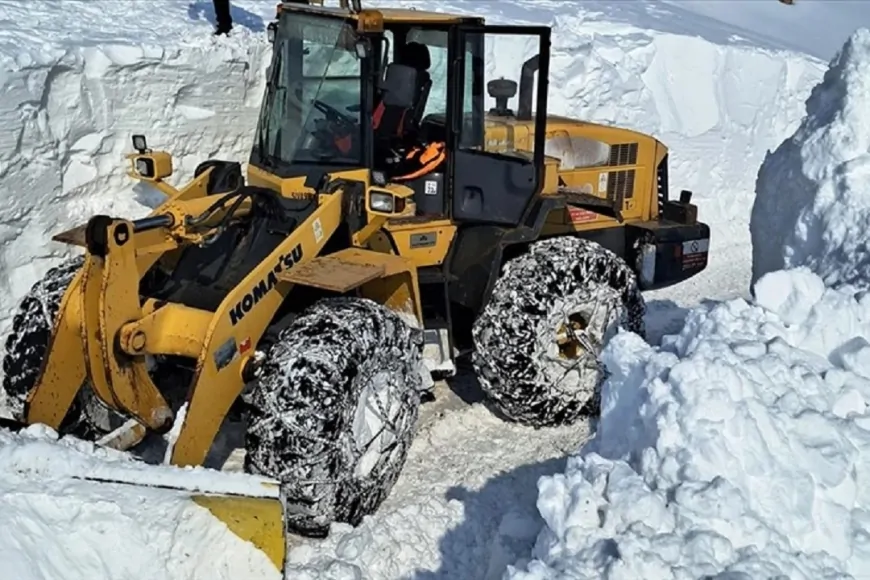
[69, 465, 286, 573]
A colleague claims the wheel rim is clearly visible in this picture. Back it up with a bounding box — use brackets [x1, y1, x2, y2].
[555, 312, 589, 359]
[551, 290, 620, 365]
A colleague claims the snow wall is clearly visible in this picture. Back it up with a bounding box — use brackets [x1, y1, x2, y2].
[0, 24, 272, 347]
[751, 27, 870, 291]
[0, 1, 823, 349]
[509, 30, 870, 580]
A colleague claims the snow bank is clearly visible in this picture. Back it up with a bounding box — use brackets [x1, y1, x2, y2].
[507, 267, 870, 579]
[0, 424, 279, 580]
[751, 28, 870, 291]
[0, 0, 273, 341]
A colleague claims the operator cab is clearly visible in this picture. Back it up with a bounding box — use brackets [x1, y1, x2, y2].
[251, 3, 551, 227]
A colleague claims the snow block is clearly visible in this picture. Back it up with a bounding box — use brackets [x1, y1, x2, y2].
[751, 28, 870, 291]
[0, 1, 272, 348]
[508, 268, 870, 579]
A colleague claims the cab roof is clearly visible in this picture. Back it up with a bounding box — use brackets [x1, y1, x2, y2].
[280, 3, 484, 25]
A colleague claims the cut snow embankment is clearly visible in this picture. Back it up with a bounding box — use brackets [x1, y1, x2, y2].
[0, 0, 825, 349]
[751, 27, 870, 292]
[507, 268, 870, 579]
[0, 0, 273, 344]
[508, 30, 870, 580]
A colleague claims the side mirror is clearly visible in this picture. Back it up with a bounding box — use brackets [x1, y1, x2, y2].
[367, 185, 412, 216]
[126, 135, 173, 182]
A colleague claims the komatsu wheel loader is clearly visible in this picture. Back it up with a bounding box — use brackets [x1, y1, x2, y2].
[0, 0, 710, 573]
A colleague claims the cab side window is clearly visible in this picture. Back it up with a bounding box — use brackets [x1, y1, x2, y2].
[406, 28, 450, 118]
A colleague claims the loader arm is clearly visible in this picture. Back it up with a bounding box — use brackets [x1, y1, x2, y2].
[24, 169, 212, 430]
[26, 185, 346, 459]
[166, 188, 345, 466]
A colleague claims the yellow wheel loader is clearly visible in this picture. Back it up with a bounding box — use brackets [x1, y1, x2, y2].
[0, 0, 710, 573]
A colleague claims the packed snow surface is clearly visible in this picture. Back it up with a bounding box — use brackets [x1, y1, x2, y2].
[0, 0, 853, 579]
[752, 28, 870, 292]
[506, 267, 870, 578]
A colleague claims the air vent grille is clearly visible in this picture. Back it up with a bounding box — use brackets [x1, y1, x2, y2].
[609, 143, 638, 166]
[608, 169, 636, 200]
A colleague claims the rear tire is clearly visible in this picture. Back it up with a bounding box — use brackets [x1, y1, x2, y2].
[471, 237, 645, 427]
[244, 297, 424, 536]
[2, 255, 122, 438]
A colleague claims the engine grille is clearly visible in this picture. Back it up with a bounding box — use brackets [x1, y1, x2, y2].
[607, 169, 636, 201]
[609, 142, 639, 166]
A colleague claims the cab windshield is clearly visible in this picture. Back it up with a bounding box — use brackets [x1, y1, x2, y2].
[254, 14, 362, 167]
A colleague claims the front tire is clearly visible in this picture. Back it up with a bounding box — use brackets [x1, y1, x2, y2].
[244, 297, 425, 536]
[2, 255, 122, 438]
[471, 237, 645, 427]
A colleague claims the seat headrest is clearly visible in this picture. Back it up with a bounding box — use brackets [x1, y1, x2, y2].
[400, 42, 431, 71]
[381, 63, 419, 109]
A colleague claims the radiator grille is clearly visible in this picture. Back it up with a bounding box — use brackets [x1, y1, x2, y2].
[609, 143, 638, 166]
[607, 169, 636, 201]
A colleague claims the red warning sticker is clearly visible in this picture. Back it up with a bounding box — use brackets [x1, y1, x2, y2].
[569, 207, 599, 223]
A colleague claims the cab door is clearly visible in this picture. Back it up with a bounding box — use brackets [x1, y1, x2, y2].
[446, 25, 551, 226]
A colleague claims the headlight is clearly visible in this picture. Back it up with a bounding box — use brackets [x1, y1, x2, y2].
[132, 134, 147, 152]
[369, 192, 394, 213]
[135, 157, 155, 178]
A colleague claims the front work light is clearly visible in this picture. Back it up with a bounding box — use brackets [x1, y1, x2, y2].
[135, 157, 155, 178]
[369, 191, 395, 213]
[132, 134, 148, 153]
[366, 185, 413, 216]
[125, 135, 173, 182]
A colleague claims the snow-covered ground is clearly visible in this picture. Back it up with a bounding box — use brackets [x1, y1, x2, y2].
[1, 0, 868, 578]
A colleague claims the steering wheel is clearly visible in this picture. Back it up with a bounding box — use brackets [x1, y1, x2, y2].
[312, 99, 357, 132]
[307, 99, 360, 158]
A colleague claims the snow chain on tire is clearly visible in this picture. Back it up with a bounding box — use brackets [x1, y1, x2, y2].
[245, 297, 425, 536]
[1, 255, 121, 438]
[472, 236, 645, 427]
